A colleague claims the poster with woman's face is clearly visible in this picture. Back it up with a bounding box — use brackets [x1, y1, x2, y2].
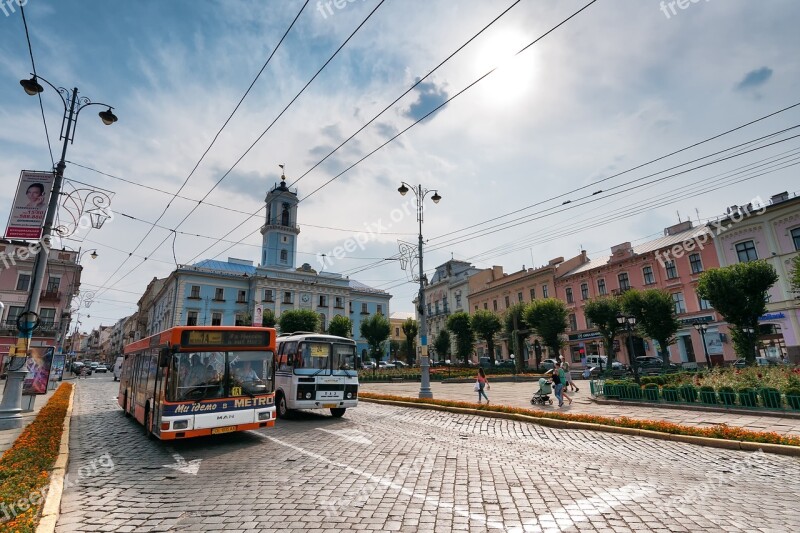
[4, 170, 54, 239]
[23, 346, 55, 395]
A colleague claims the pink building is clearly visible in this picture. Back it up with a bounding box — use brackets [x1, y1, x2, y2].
[555, 220, 735, 368]
[712, 191, 800, 362]
[0, 240, 82, 358]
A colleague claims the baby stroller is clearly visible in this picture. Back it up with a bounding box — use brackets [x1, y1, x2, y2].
[531, 377, 554, 405]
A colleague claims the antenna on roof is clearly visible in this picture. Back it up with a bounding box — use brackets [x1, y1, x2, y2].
[695, 208, 701, 224]
[676, 211, 681, 222]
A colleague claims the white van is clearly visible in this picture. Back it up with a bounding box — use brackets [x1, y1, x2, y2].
[113, 355, 124, 381]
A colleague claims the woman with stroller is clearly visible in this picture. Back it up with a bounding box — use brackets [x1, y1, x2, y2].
[557, 362, 573, 406]
[476, 367, 490, 404]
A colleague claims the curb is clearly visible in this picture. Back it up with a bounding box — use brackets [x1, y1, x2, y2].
[360, 397, 800, 457]
[36, 384, 75, 533]
[591, 397, 800, 420]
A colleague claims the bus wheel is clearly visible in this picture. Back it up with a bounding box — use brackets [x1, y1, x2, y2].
[330, 408, 346, 418]
[277, 393, 288, 419]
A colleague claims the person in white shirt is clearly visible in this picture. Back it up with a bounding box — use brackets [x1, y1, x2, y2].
[236, 361, 259, 382]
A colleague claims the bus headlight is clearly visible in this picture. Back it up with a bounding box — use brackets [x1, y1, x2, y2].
[173, 420, 189, 430]
[305, 392, 312, 399]
[346, 392, 352, 399]
[258, 411, 271, 421]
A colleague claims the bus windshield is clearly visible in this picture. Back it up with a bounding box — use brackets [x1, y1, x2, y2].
[294, 342, 331, 375]
[332, 343, 356, 375]
[168, 350, 274, 401]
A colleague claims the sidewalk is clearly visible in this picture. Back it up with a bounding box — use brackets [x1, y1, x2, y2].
[361, 380, 800, 437]
[0, 380, 65, 455]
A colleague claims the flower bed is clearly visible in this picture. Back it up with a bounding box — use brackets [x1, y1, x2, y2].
[360, 391, 800, 447]
[0, 383, 73, 533]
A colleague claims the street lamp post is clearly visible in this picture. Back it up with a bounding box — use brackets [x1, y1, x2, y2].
[693, 320, 712, 369]
[742, 326, 758, 363]
[398, 182, 441, 399]
[617, 313, 639, 385]
[0, 75, 117, 426]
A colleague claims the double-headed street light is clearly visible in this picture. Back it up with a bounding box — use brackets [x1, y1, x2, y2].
[693, 320, 712, 369]
[398, 182, 441, 399]
[0, 75, 117, 428]
[616, 313, 639, 385]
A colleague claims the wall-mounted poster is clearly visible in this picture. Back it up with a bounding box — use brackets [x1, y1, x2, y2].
[4, 170, 54, 240]
[23, 346, 55, 395]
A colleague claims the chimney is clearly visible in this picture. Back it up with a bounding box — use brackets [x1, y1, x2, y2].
[548, 257, 564, 266]
[581, 250, 588, 262]
[771, 191, 789, 204]
[664, 220, 693, 236]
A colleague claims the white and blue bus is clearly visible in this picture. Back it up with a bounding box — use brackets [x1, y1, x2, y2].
[275, 332, 358, 418]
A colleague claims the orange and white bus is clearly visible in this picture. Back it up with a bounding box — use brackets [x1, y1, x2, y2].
[119, 326, 276, 440]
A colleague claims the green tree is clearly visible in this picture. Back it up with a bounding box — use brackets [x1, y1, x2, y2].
[327, 315, 352, 338]
[621, 289, 680, 369]
[360, 313, 391, 362]
[401, 318, 419, 365]
[278, 309, 319, 334]
[433, 329, 451, 361]
[697, 261, 779, 365]
[471, 310, 502, 363]
[582, 296, 623, 371]
[261, 309, 276, 328]
[446, 312, 474, 364]
[790, 255, 800, 294]
[524, 299, 568, 360]
[503, 302, 528, 372]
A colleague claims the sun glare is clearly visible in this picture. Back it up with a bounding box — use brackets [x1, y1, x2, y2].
[473, 31, 536, 105]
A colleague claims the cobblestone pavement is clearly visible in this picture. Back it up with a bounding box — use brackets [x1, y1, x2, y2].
[361, 381, 800, 437]
[56, 380, 800, 532]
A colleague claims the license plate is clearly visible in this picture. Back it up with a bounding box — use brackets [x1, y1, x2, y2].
[322, 403, 337, 408]
[211, 426, 237, 435]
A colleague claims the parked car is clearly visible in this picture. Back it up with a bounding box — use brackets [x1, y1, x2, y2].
[495, 359, 515, 369]
[391, 360, 409, 368]
[361, 361, 376, 370]
[540, 358, 559, 371]
[95, 364, 108, 373]
[635, 356, 679, 374]
[733, 357, 784, 368]
[378, 361, 395, 369]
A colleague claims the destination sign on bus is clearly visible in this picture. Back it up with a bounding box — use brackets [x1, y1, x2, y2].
[181, 330, 271, 348]
[309, 343, 329, 357]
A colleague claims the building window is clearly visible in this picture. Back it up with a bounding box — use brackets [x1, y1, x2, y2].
[190, 285, 201, 299]
[16, 273, 31, 292]
[792, 227, 800, 251]
[235, 314, 247, 326]
[689, 253, 703, 274]
[214, 288, 224, 301]
[698, 296, 712, 310]
[264, 289, 274, 302]
[281, 203, 290, 226]
[46, 276, 60, 293]
[643, 266, 655, 285]
[187, 311, 198, 326]
[735, 240, 758, 263]
[672, 292, 686, 314]
[517, 292, 523, 303]
[395, 327, 400, 337]
[283, 291, 292, 304]
[568, 313, 577, 331]
[455, 293, 462, 308]
[335, 296, 344, 308]
[319, 314, 326, 331]
[565, 288, 574, 304]
[586, 315, 594, 329]
[580, 283, 589, 300]
[618, 273, 630, 291]
[211, 312, 222, 326]
[442, 296, 448, 312]
[504, 295, 510, 308]
[483, 302, 488, 310]
[319, 295, 327, 307]
[475, 305, 479, 312]
[361, 303, 369, 314]
[493, 300, 498, 311]
[434, 301, 440, 314]
[530, 288, 536, 300]
[665, 260, 678, 280]
[39, 308, 56, 327]
[426, 303, 431, 315]
[597, 279, 606, 296]
[6, 306, 24, 326]
[542, 284, 549, 298]
[280, 249, 288, 263]
[237, 290, 247, 303]
[377, 304, 383, 315]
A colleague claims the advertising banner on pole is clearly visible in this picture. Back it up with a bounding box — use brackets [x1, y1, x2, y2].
[23, 346, 55, 395]
[4, 170, 54, 240]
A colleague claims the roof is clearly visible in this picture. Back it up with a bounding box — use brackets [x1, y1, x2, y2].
[190, 259, 257, 276]
[561, 225, 710, 277]
[390, 311, 415, 321]
[348, 279, 390, 295]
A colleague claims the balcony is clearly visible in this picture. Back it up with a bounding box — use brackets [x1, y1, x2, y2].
[1, 319, 61, 336]
[40, 290, 61, 302]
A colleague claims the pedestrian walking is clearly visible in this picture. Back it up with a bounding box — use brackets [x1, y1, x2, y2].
[550, 367, 564, 407]
[561, 357, 579, 392]
[557, 362, 572, 405]
[475, 367, 490, 404]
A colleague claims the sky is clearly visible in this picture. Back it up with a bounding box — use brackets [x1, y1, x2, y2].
[1, 0, 799, 335]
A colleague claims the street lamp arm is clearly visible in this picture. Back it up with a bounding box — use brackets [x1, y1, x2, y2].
[23, 74, 69, 109]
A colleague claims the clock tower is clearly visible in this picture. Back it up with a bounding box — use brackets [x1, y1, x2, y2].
[261, 169, 300, 269]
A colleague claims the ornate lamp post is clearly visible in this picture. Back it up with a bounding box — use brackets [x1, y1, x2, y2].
[1, 75, 117, 423]
[693, 320, 712, 369]
[398, 182, 441, 399]
[616, 313, 639, 385]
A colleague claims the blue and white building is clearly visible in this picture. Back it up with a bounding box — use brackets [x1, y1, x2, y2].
[138, 174, 392, 358]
